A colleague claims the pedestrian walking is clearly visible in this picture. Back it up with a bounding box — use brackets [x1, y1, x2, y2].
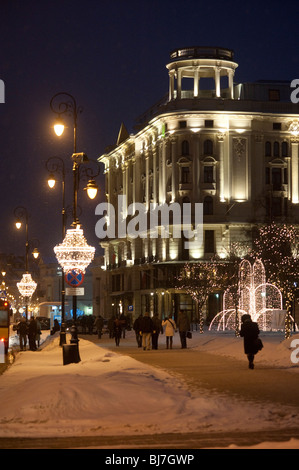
[28, 316, 37, 351]
[152, 313, 162, 350]
[177, 309, 190, 349]
[240, 314, 261, 369]
[133, 314, 143, 347]
[108, 316, 115, 338]
[36, 318, 42, 348]
[162, 317, 176, 349]
[140, 312, 153, 350]
[119, 313, 127, 338]
[113, 316, 122, 346]
[94, 315, 104, 339]
[18, 317, 28, 351]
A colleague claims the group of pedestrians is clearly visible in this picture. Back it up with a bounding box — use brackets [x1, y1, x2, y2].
[17, 316, 41, 351]
[132, 309, 191, 351]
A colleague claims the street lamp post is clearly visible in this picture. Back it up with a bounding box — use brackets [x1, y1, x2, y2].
[46, 156, 66, 345]
[50, 92, 96, 356]
[14, 206, 39, 319]
[50, 93, 83, 338]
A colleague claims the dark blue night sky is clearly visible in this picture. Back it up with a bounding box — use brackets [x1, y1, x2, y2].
[0, 0, 299, 260]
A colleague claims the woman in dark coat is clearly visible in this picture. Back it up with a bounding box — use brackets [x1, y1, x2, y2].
[113, 317, 122, 346]
[239, 314, 260, 369]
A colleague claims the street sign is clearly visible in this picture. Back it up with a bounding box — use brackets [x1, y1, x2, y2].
[65, 287, 84, 296]
[65, 269, 84, 287]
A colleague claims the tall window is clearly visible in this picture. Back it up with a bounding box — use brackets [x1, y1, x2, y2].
[204, 165, 213, 183]
[282, 141, 288, 157]
[204, 139, 213, 155]
[274, 141, 280, 157]
[182, 140, 189, 155]
[181, 166, 190, 184]
[265, 141, 271, 156]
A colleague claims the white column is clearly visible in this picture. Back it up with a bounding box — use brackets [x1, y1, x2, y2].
[161, 141, 166, 203]
[217, 133, 225, 202]
[145, 152, 149, 210]
[194, 69, 199, 97]
[228, 70, 234, 99]
[169, 72, 174, 101]
[291, 139, 299, 203]
[171, 138, 177, 202]
[177, 69, 182, 99]
[215, 67, 221, 98]
[152, 149, 157, 205]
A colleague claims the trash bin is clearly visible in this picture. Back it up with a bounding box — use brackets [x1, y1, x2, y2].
[62, 344, 81, 365]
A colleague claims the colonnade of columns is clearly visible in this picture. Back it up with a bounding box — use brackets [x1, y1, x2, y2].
[168, 66, 236, 101]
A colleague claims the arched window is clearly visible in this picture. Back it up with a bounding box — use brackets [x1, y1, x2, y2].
[282, 141, 288, 157]
[274, 141, 280, 157]
[182, 140, 189, 155]
[204, 139, 213, 155]
[203, 196, 213, 215]
[265, 141, 271, 156]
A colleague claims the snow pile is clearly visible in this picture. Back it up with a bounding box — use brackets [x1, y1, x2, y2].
[0, 330, 298, 443]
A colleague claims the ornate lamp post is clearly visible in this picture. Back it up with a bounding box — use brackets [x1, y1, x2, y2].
[14, 206, 39, 318]
[50, 92, 97, 355]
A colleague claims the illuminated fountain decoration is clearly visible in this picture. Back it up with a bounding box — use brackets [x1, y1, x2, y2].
[54, 226, 95, 273]
[209, 259, 288, 332]
[17, 273, 37, 298]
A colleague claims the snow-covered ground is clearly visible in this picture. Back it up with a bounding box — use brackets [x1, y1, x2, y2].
[0, 329, 298, 449]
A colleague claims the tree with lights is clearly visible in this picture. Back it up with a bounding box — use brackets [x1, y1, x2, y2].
[252, 222, 299, 338]
[176, 261, 223, 333]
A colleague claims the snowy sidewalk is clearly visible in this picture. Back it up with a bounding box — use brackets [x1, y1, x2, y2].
[0, 330, 298, 448]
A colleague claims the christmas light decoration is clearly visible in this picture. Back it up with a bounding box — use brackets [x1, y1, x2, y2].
[54, 226, 95, 273]
[17, 273, 37, 298]
[176, 262, 222, 333]
[253, 222, 299, 339]
[209, 259, 283, 332]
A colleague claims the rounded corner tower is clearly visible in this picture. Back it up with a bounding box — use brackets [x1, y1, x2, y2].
[166, 46, 238, 101]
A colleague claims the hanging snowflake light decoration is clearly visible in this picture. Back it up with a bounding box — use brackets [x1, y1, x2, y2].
[54, 227, 95, 273]
[17, 273, 37, 298]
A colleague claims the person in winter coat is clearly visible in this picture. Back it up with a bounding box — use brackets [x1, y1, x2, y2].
[151, 313, 162, 350]
[18, 317, 28, 351]
[177, 309, 190, 349]
[94, 315, 104, 339]
[113, 316, 122, 346]
[162, 317, 176, 349]
[28, 317, 37, 351]
[133, 314, 143, 347]
[140, 312, 154, 350]
[239, 314, 260, 369]
[35, 318, 42, 349]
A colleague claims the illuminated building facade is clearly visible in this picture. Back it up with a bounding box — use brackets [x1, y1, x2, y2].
[97, 46, 299, 322]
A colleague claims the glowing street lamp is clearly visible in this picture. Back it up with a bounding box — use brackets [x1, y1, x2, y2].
[53, 117, 65, 137]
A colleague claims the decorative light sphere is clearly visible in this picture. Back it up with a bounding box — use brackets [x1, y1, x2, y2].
[54, 227, 95, 273]
[17, 273, 37, 298]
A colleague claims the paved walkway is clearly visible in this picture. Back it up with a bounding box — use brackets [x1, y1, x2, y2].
[89, 335, 299, 409]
